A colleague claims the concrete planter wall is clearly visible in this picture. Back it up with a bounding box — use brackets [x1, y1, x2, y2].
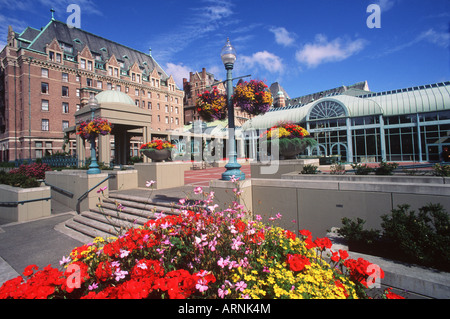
[45, 171, 110, 213]
[328, 230, 450, 299]
[107, 170, 138, 191]
[134, 163, 189, 190]
[250, 159, 320, 179]
[0, 184, 51, 224]
[250, 176, 450, 238]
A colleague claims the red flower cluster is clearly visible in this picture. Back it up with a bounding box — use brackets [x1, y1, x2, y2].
[344, 258, 385, 288]
[331, 249, 349, 262]
[10, 163, 52, 180]
[0, 265, 64, 299]
[286, 254, 311, 272]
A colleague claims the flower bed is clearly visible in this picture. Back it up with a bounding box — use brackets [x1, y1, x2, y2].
[0, 185, 403, 300]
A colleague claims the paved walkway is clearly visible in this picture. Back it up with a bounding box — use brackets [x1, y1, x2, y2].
[184, 164, 252, 187]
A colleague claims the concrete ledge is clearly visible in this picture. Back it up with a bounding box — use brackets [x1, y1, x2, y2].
[107, 170, 138, 191]
[282, 172, 448, 184]
[210, 179, 253, 213]
[0, 184, 51, 224]
[134, 163, 189, 190]
[250, 176, 450, 237]
[45, 171, 110, 213]
[251, 159, 320, 179]
[328, 230, 450, 299]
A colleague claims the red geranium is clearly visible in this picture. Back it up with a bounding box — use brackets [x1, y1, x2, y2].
[286, 254, 311, 272]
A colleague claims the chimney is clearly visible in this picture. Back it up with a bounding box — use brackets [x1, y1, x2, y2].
[275, 91, 286, 108]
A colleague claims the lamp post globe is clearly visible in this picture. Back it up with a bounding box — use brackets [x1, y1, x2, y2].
[221, 38, 236, 66]
[221, 38, 245, 182]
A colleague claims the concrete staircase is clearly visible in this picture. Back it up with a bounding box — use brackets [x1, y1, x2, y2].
[63, 192, 182, 242]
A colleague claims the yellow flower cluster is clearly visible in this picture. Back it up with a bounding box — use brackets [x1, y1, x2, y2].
[266, 127, 291, 139]
[229, 226, 358, 299]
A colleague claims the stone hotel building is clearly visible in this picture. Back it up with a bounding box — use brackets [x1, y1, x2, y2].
[0, 17, 184, 162]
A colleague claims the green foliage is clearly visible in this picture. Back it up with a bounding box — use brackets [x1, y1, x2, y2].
[433, 164, 450, 177]
[336, 217, 381, 247]
[381, 204, 450, 270]
[337, 203, 450, 271]
[351, 163, 374, 175]
[375, 161, 399, 175]
[301, 164, 319, 174]
[330, 162, 346, 175]
[0, 171, 40, 188]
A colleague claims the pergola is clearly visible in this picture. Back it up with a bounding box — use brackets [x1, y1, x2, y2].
[72, 90, 168, 166]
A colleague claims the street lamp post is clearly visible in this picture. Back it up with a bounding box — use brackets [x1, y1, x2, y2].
[87, 97, 101, 175]
[221, 38, 245, 181]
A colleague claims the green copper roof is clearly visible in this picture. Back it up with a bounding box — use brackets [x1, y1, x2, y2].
[96, 90, 135, 106]
[242, 82, 450, 130]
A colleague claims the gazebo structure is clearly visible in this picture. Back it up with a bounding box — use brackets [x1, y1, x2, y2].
[73, 90, 167, 166]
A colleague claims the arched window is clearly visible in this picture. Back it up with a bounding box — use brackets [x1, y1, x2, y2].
[309, 101, 347, 120]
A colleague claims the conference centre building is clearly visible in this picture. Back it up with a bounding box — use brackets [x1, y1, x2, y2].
[242, 81, 450, 163]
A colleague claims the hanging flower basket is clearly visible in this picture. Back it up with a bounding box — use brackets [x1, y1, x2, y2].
[140, 139, 176, 162]
[261, 123, 317, 159]
[77, 118, 112, 140]
[233, 80, 273, 116]
[195, 87, 227, 122]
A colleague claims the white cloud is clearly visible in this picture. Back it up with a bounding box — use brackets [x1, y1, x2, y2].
[374, 0, 396, 12]
[165, 63, 191, 89]
[373, 28, 450, 58]
[295, 34, 367, 68]
[269, 26, 296, 47]
[0, 13, 29, 51]
[418, 28, 450, 48]
[202, 0, 233, 21]
[240, 51, 284, 73]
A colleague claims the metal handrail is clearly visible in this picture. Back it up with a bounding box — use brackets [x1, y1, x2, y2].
[43, 181, 74, 198]
[0, 197, 52, 207]
[76, 174, 116, 214]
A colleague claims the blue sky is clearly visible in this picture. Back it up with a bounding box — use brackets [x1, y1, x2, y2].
[1, 0, 449, 98]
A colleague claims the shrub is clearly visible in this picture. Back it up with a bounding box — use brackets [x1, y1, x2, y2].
[337, 204, 450, 271]
[433, 164, 450, 177]
[351, 163, 374, 175]
[301, 164, 319, 174]
[330, 162, 346, 175]
[374, 161, 398, 175]
[381, 204, 450, 270]
[335, 218, 381, 248]
[0, 171, 40, 188]
[9, 163, 52, 180]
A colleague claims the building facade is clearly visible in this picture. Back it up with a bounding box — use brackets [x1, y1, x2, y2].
[243, 81, 450, 163]
[0, 18, 184, 162]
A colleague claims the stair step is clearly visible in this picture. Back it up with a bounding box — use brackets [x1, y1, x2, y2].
[108, 193, 183, 210]
[63, 191, 184, 242]
[65, 218, 116, 241]
[84, 208, 149, 227]
[100, 199, 179, 218]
